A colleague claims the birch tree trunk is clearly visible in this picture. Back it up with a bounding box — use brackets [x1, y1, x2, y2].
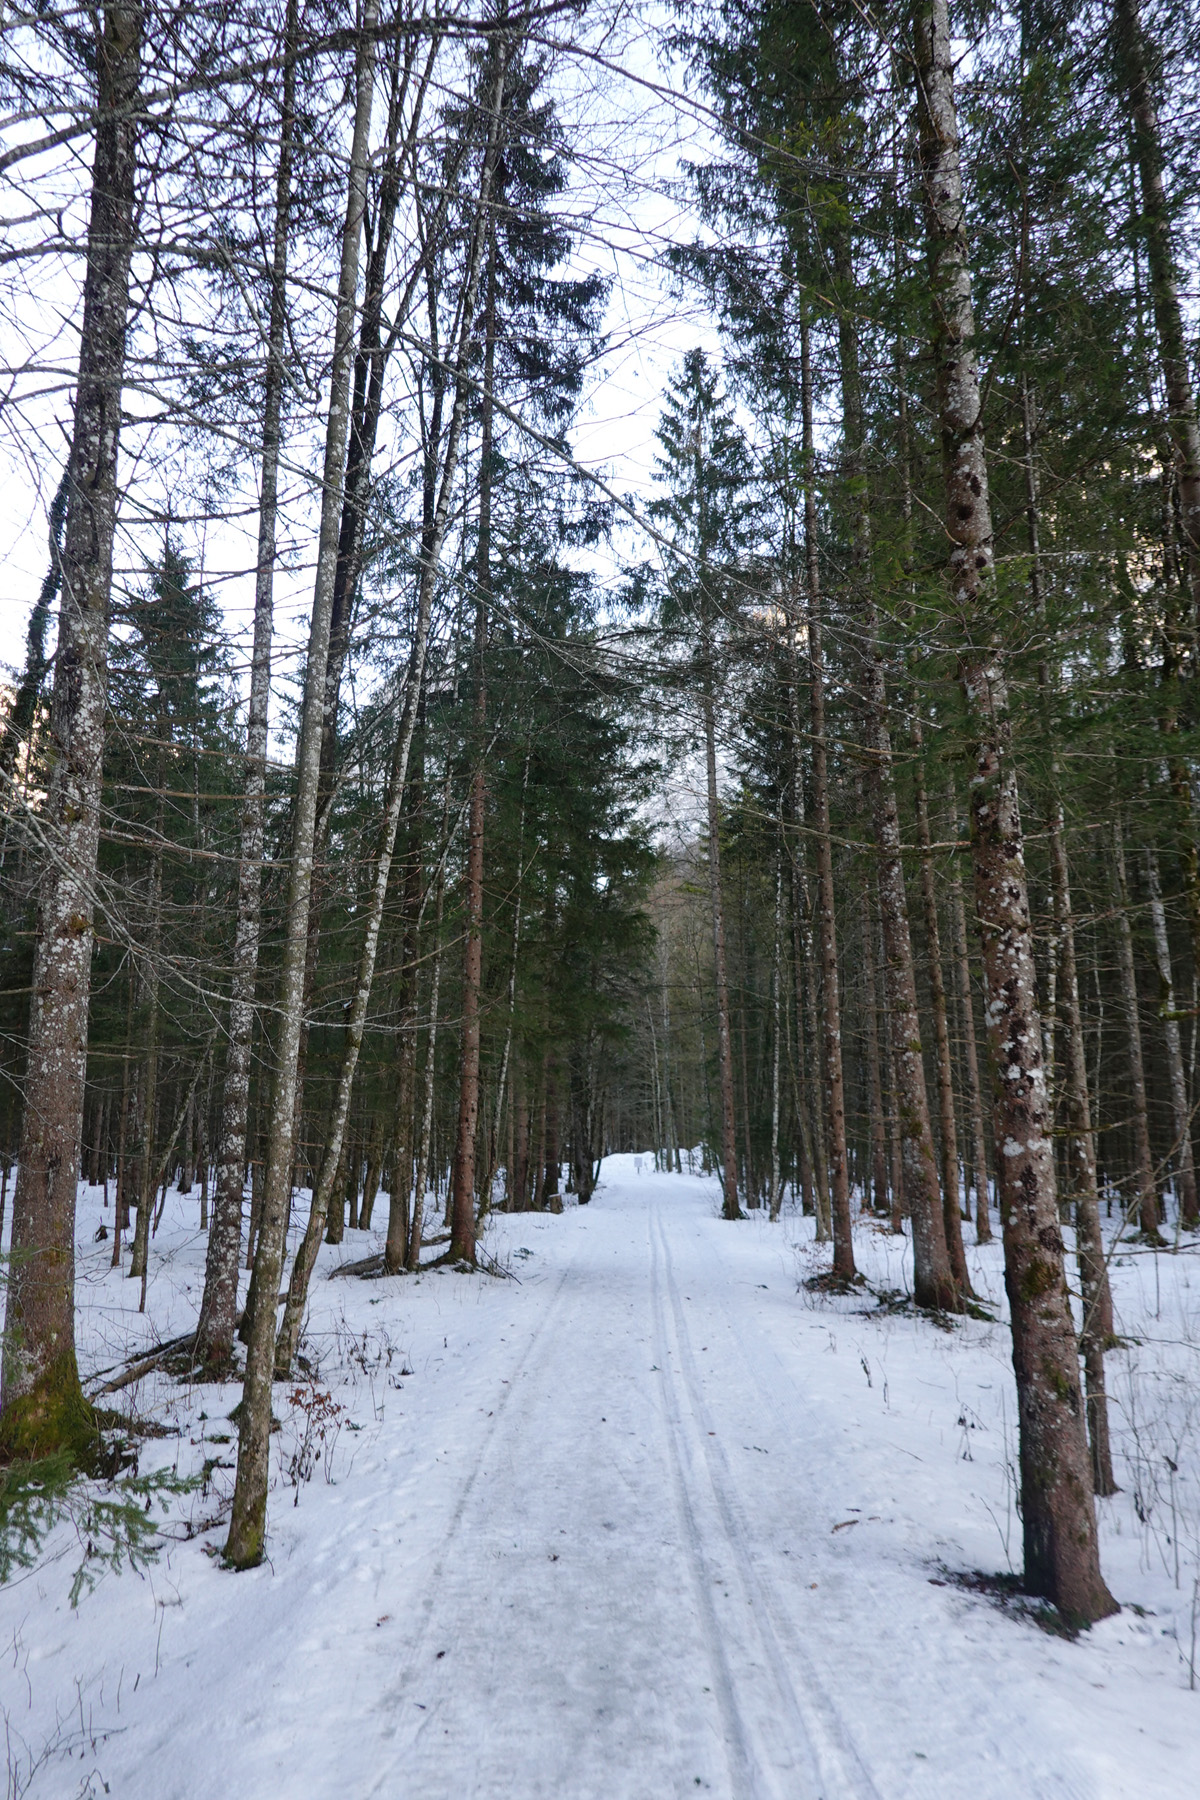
[913, 0, 1114, 1624]
[226, 7, 380, 1568]
[194, 0, 298, 1372]
[275, 44, 513, 1367]
[0, 3, 142, 1461]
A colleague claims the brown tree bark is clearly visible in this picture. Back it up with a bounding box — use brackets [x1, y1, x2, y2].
[128, 821, 163, 1288]
[947, 813, 992, 1242]
[702, 651, 742, 1221]
[914, 0, 1115, 1624]
[1144, 847, 1198, 1229]
[836, 284, 952, 1308]
[448, 229, 497, 1265]
[912, 742, 971, 1292]
[1110, 823, 1160, 1242]
[787, 661, 828, 1233]
[863, 887, 890, 1216]
[1022, 375, 1116, 1490]
[800, 317, 854, 1272]
[408, 776, 452, 1271]
[0, 4, 142, 1461]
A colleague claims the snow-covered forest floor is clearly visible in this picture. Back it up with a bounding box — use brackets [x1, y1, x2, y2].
[3, 1158, 1199, 1798]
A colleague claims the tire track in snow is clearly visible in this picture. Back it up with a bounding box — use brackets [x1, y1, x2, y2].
[650, 1198, 883, 1800]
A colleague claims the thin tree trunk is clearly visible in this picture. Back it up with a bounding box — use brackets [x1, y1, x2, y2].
[128, 825, 163, 1284]
[409, 843, 450, 1271]
[0, 3, 142, 1460]
[0, 471, 69, 802]
[1022, 375, 1116, 1488]
[914, 0, 1115, 1625]
[787, 665, 826, 1230]
[274, 40, 511, 1367]
[913, 741, 971, 1292]
[947, 834, 992, 1243]
[384, 716, 425, 1272]
[481, 747, 529, 1211]
[769, 851, 784, 1217]
[863, 885, 890, 1216]
[226, 7, 381, 1568]
[800, 317, 853, 1271]
[1111, 823, 1159, 1241]
[195, 0, 298, 1373]
[544, 1056, 562, 1213]
[702, 659, 742, 1220]
[276, 648, 432, 1371]
[449, 229, 497, 1265]
[835, 255, 951, 1306]
[1144, 847, 1198, 1229]
[112, 991, 134, 1267]
[359, 1104, 385, 1231]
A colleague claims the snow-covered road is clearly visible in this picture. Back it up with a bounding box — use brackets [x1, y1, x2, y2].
[3, 1159, 1198, 1797]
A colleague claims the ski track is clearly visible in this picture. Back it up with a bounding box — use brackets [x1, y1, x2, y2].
[649, 1197, 879, 1800]
[4, 1161, 1199, 1799]
[671, 1193, 1093, 1800]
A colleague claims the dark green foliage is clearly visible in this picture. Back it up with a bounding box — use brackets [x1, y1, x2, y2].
[0, 1451, 199, 1606]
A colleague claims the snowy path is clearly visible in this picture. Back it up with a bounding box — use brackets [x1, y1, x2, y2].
[4, 1161, 1199, 1797]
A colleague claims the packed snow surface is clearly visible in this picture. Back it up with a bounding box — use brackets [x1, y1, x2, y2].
[3, 1157, 1200, 1797]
